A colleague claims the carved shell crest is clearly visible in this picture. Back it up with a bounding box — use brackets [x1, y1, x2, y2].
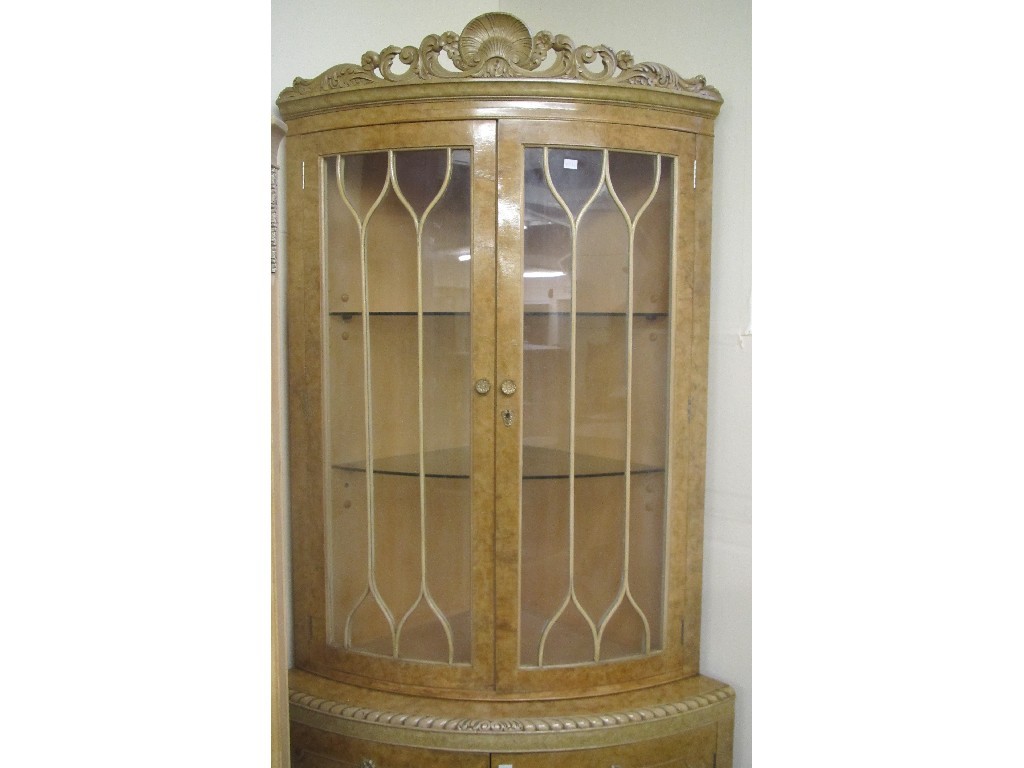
[279, 12, 721, 102]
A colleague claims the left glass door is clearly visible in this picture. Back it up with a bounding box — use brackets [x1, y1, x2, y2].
[289, 121, 497, 692]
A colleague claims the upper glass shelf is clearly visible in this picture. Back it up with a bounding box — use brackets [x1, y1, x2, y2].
[329, 310, 470, 317]
[523, 311, 668, 317]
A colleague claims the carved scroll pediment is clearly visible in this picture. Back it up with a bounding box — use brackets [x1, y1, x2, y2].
[278, 12, 721, 103]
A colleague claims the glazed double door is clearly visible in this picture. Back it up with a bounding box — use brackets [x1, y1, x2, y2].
[290, 118, 699, 695]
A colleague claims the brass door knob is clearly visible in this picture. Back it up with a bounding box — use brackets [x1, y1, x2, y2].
[474, 378, 491, 395]
[500, 379, 517, 396]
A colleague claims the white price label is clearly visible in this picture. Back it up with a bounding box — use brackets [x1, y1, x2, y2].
[563, 158, 578, 170]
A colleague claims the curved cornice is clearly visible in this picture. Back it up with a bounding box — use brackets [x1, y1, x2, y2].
[277, 13, 722, 119]
[290, 683, 734, 736]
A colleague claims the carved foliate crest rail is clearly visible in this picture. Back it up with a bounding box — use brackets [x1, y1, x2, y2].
[278, 12, 721, 103]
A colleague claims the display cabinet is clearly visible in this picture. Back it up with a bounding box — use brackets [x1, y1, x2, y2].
[278, 13, 733, 766]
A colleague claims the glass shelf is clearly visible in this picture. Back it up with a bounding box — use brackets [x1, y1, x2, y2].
[331, 311, 661, 318]
[523, 311, 668, 318]
[329, 311, 470, 316]
[334, 447, 470, 479]
[334, 445, 663, 479]
[336, 609, 473, 664]
[522, 446, 662, 479]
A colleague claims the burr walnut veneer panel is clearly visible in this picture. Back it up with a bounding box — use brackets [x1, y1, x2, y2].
[280, 12, 731, 766]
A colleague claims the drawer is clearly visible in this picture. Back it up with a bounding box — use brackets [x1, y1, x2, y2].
[489, 725, 718, 768]
[290, 722, 489, 768]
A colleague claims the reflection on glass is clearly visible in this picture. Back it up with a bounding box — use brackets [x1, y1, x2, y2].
[323, 149, 473, 665]
[520, 147, 674, 668]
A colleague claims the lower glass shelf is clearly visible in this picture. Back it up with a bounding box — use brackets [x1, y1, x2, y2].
[335, 447, 469, 478]
[333, 608, 473, 665]
[519, 605, 655, 668]
[333, 445, 663, 479]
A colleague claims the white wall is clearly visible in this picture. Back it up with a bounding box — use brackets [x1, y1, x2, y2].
[272, 3, 752, 766]
[272, 0, 495, 111]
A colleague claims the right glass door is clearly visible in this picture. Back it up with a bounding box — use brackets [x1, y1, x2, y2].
[495, 121, 698, 693]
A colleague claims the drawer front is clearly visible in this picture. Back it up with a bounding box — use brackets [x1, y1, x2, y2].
[490, 725, 718, 768]
[291, 723, 489, 768]
[292, 720, 723, 768]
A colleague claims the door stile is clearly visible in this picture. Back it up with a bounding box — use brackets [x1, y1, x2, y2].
[493, 121, 528, 693]
[287, 132, 329, 672]
[679, 132, 713, 677]
[468, 120, 499, 688]
[660, 128, 699, 680]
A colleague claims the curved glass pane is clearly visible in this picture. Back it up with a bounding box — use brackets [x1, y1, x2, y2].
[323, 149, 473, 665]
[520, 147, 673, 667]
